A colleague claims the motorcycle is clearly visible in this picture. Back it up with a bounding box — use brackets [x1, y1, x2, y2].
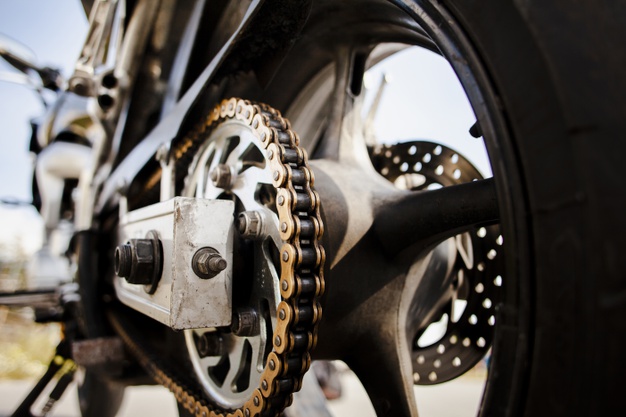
[1, 0, 625, 416]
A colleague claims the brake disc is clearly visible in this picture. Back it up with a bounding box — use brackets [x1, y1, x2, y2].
[370, 140, 504, 385]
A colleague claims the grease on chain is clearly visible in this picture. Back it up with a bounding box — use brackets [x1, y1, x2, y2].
[110, 98, 325, 417]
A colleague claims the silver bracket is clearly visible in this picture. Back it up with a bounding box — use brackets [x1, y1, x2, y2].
[115, 197, 235, 330]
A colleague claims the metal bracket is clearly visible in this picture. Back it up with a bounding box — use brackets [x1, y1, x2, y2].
[115, 197, 235, 330]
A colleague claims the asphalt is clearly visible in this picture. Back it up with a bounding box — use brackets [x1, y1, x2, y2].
[0, 370, 485, 417]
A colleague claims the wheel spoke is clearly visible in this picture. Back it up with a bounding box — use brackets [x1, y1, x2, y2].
[238, 166, 273, 188]
[223, 338, 247, 391]
[340, 258, 440, 417]
[375, 178, 499, 257]
[199, 354, 222, 369]
[347, 340, 419, 417]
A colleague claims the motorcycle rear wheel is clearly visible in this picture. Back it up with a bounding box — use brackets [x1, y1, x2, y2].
[99, 1, 626, 416]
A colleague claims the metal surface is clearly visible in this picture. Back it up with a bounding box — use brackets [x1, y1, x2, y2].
[115, 196, 235, 330]
[70, 0, 121, 96]
[160, 0, 206, 116]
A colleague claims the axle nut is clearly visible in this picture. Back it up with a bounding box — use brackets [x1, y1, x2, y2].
[114, 231, 163, 294]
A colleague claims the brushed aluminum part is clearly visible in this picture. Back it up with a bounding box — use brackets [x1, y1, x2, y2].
[115, 196, 235, 330]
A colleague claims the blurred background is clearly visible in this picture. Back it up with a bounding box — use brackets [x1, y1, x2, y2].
[0, 0, 86, 387]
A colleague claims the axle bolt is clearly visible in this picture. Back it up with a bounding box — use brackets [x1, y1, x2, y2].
[210, 164, 233, 189]
[238, 211, 263, 240]
[192, 247, 227, 279]
[231, 307, 259, 336]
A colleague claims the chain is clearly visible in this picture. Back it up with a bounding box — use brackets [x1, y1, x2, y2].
[110, 98, 325, 417]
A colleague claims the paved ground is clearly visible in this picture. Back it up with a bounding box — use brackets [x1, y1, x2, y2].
[0, 370, 484, 417]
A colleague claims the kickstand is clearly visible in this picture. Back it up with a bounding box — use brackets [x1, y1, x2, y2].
[11, 339, 76, 417]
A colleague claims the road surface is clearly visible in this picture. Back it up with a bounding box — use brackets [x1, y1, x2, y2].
[0, 369, 485, 417]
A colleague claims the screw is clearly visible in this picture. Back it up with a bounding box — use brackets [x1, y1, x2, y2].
[238, 211, 263, 240]
[209, 164, 232, 188]
[192, 247, 227, 279]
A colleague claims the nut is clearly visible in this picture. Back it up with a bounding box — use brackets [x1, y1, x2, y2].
[209, 164, 233, 189]
[192, 247, 228, 279]
[114, 231, 163, 293]
[238, 211, 263, 240]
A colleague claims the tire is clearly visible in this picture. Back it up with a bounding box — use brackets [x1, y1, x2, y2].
[390, 1, 626, 415]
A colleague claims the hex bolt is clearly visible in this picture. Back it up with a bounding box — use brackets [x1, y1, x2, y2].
[210, 164, 233, 189]
[238, 211, 263, 240]
[231, 307, 259, 336]
[114, 234, 162, 292]
[195, 332, 223, 357]
[192, 247, 228, 279]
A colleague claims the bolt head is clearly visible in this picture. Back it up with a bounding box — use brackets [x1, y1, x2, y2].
[238, 211, 263, 240]
[209, 164, 232, 188]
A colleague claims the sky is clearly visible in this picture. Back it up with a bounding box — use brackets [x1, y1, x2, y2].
[363, 46, 490, 173]
[0, 1, 87, 255]
[0, 1, 490, 257]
